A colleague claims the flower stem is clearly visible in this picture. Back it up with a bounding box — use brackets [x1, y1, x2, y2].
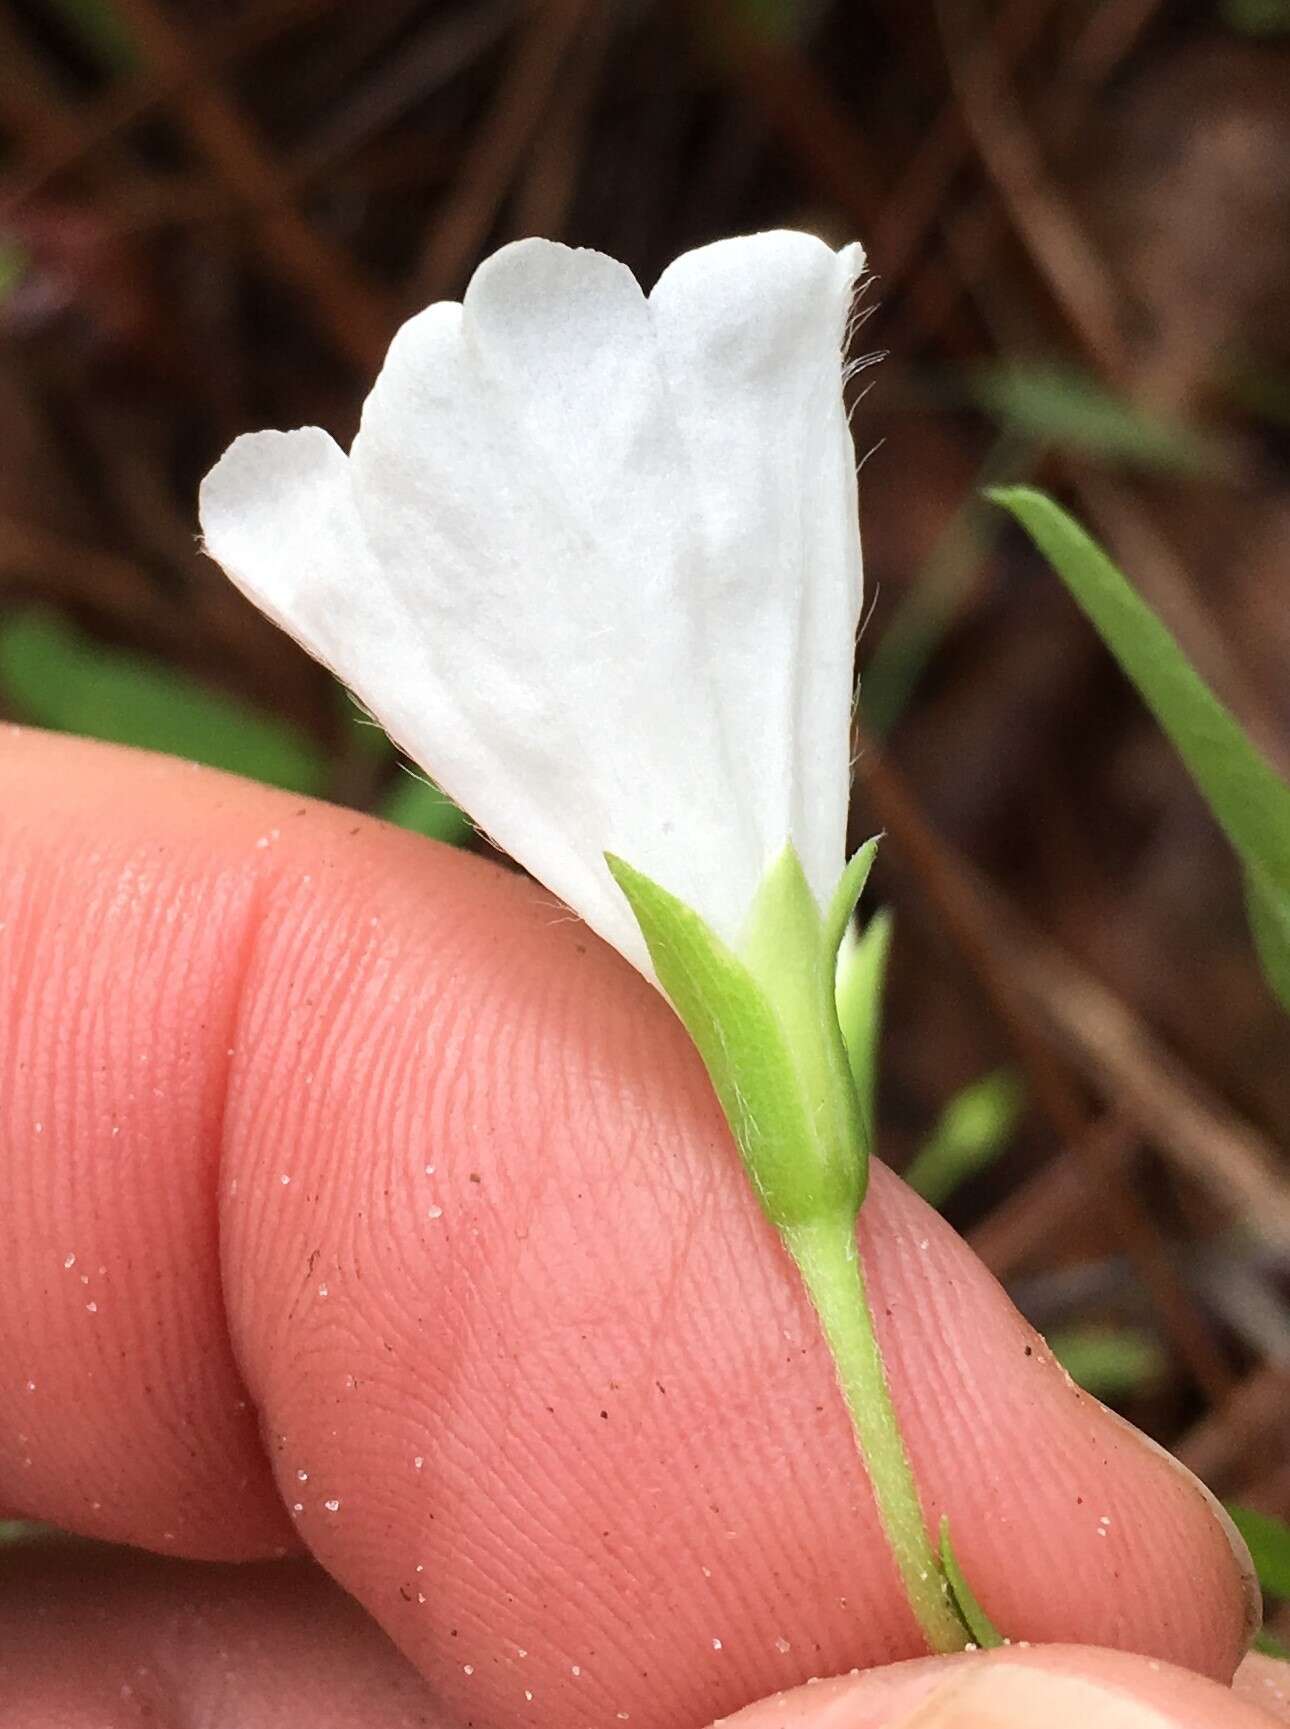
[782, 1214, 970, 1654]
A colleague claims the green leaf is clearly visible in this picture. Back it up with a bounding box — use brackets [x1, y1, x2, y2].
[939, 1517, 1004, 1648]
[974, 365, 1225, 476]
[990, 487, 1290, 1006]
[0, 609, 326, 794]
[991, 488, 1290, 887]
[1254, 1628, 1290, 1660]
[1228, 1505, 1290, 1602]
[1222, 0, 1290, 34]
[1046, 1325, 1165, 1399]
[380, 773, 473, 848]
[606, 849, 864, 1228]
[836, 908, 893, 1140]
[1245, 864, 1290, 1015]
[903, 1070, 1024, 1209]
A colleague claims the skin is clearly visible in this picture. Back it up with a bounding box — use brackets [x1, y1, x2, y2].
[0, 726, 1281, 1729]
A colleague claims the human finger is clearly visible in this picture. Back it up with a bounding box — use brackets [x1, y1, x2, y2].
[1235, 1654, 1290, 1724]
[0, 1544, 1279, 1729]
[0, 1538, 440, 1728]
[0, 727, 1257, 1729]
[710, 1644, 1286, 1728]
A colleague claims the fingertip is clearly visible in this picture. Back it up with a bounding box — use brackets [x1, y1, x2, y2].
[0, 1545, 441, 1727]
[1234, 1654, 1290, 1725]
[855, 1167, 1253, 1680]
[713, 1647, 1283, 1728]
[0, 729, 494, 1558]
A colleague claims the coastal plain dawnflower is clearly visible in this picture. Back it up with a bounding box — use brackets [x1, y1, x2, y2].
[200, 229, 982, 1653]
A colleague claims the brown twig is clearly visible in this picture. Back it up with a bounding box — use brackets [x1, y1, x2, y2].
[288, 1, 518, 191]
[860, 723, 1289, 1254]
[107, 0, 394, 372]
[0, 0, 341, 214]
[1175, 1363, 1290, 1489]
[689, 0, 980, 355]
[1002, 929, 1290, 1255]
[884, 0, 1167, 358]
[414, 0, 596, 304]
[0, 12, 108, 174]
[940, 21, 1129, 380]
[871, 0, 1057, 299]
[854, 725, 1242, 1399]
[856, 725, 1089, 1141]
[513, 0, 613, 241]
[968, 1116, 1136, 1279]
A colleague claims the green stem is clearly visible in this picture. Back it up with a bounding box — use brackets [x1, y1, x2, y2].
[782, 1214, 970, 1654]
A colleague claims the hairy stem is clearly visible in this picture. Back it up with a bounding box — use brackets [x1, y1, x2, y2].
[782, 1214, 970, 1654]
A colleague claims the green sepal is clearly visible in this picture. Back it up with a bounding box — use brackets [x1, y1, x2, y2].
[740, 844, 869, 1185]
[606, 845, 870, 1229]
[741, 843, 829, 1001]
[1246, 863, 1290, 1016]
[939, 1516, 1005, 1649]
[836, 906, 892, 1140]
[823, 836, 880, 962]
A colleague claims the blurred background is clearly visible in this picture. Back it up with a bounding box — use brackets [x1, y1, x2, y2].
[0, 0, 1287, 1641]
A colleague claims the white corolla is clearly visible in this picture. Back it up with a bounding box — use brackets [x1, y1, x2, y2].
[200, 230, 866, 986]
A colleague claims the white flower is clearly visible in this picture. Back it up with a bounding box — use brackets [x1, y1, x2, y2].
[200, 230, 865, 982]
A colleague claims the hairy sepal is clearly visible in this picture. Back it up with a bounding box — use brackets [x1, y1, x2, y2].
[606, 843, 871, 1230]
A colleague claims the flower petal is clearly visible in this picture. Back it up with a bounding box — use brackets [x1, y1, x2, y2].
[198, 427, 417, 700]
[202, 419, 657, 972]
[342, 234, 863, 962]
[648, 231, 867, 917]
[462, 239, 662, 510]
